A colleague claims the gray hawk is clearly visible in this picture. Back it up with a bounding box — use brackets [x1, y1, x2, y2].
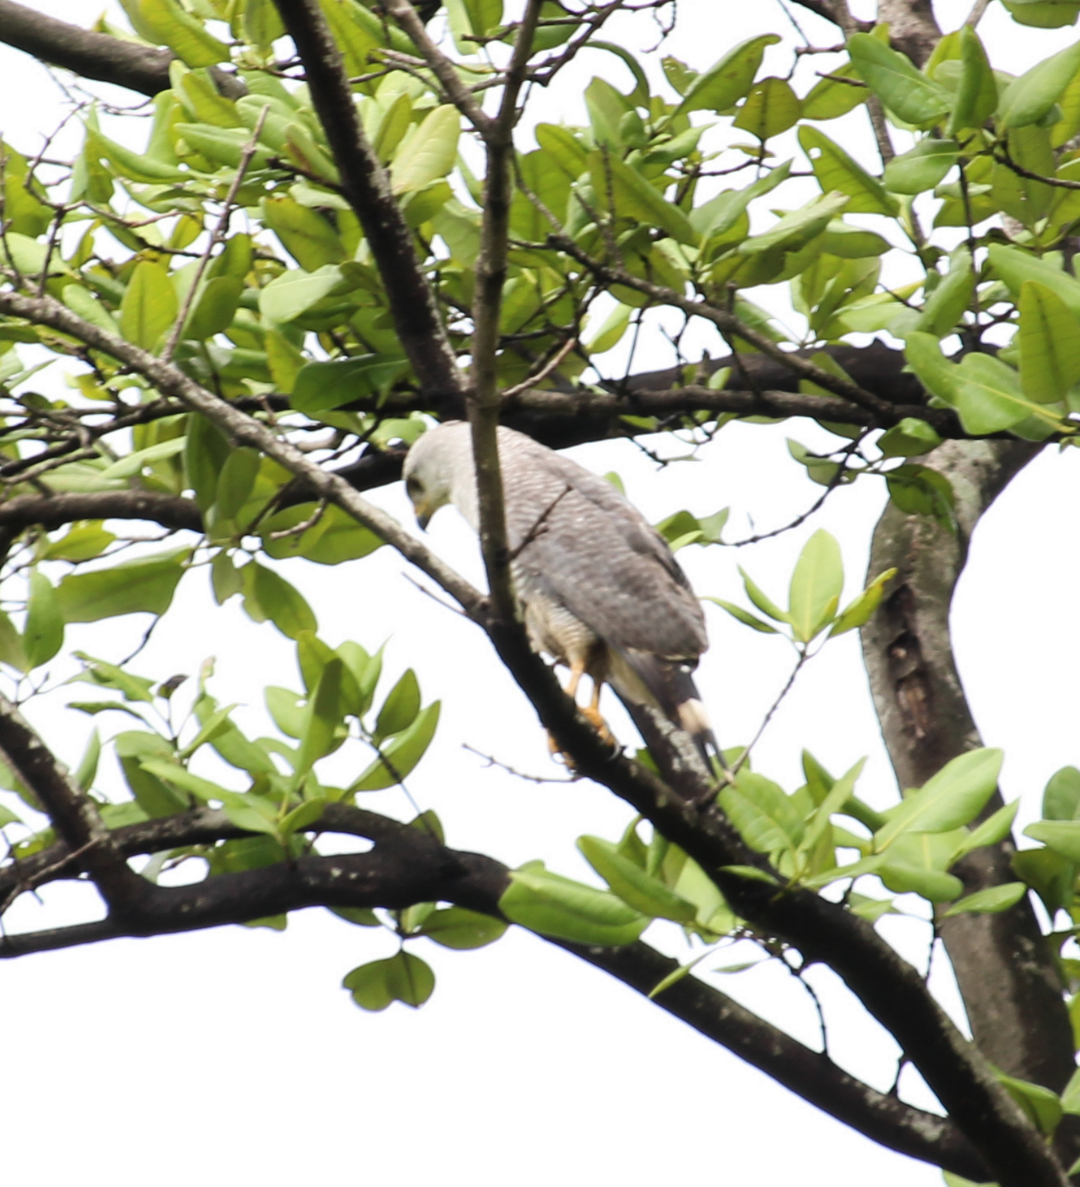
[402, 422, 716, 762]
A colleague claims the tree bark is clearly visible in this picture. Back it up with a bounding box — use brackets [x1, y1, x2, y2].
[861, 440, 1078, 1105]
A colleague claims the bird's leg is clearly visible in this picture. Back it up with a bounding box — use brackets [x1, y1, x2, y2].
[549, 657, 587, 758]
[582, 678, 614, 745]
[564, 658, 585, 703]
[548, 659, 614, 758]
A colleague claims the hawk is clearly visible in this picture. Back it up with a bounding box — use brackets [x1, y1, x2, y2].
[402, 422, 716, 763]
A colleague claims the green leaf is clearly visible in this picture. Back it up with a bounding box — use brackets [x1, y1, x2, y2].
[1062, 1066, 1080, 1115]
[391, 106, 460, 195]
[676, 34, 781, 115]
[330, 905, 381, 927]
[734, 77, 801, 140]
[878, 418, 943, 457]
[798, 126, 897, 215]
[265, 685, 305, 739]
[800, 758, 867, 855]
[904, 331, 1064, 438]
[577, 835, 698, 922]
[944, 882, 1027, 916]
[1044, 766, 1080, 820]
[1019, 281, 1080, 403]
[719, 771, 803, 856]
[995, 1069, 1064, 1136]
[846, 34, 952, 124]
[998, 37, 1080, 128]
[704, 597, 779, 634]
[951, 801, 1021, 865]
[260, 504, 383, 565]
[801, 62, 867, 120]
[184, 275, 242, 341]
[351, 701, 440, 791]
[71, 651, 156, 702]
[1003, 0, 1080, 29]
[244, 562, 317, 640]
[73, 728, 101, 791]
[98, 438, 186, 481]
[118, 260, 179, 352]
[883, 138, 959, 195]
[740, 191, 850, 256]
[262, 195, 346, 272]
[120, 0, 230, 65]
[499, 864, 649, 946]
[948, 27, 998, 134]
[62, 284, 120, 335]
[738, 566, 789, 623]
[788, 529, 843, 642]
[115, 731, 187, 817]
[55, 550, 189, 622]
[418, 907, 508, 950]
[290, 355, 407, 414]
[879, 862, 964, 902]
[296, 657, 345, 774]
[23, 570, 64, 669]
[1024, 819, 1080, 861]
[1013, 846, 1074, 915]
[343, 952, 435, 1011]
[258, 264, 347, 324]
[215, 448, 261, 519]
[914, 246, 975, 338]
[375, 669, 420, 740]
[874, 749, 1003, 851]
[590, 151, 697, 245]
[0, 609, 27, 673]
[41, 523, 116, 561]
[989, 243, 1080, 319]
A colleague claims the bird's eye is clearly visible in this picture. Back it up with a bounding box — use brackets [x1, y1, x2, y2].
[405, 476, 422, 497]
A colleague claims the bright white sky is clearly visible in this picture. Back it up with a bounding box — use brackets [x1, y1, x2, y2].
[0, 3, 1077, 1185]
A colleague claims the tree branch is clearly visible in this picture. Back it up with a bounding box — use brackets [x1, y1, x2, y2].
[0, 799, 992, 1179]
[465, 0, 545, 625]
[546, 233, 909, 424]
[570, 940, 992, 1182]
[0, 693, 145, 908]
[0, 289, 488, 623]
[271, 0, 467, 401]
[0, 489, 203, 534]
[0, 0, 243, 98]
[860, 440, 1079, 1147]
[382, 0, 493, 134]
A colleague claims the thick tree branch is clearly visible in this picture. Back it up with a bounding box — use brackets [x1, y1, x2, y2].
[571, 940, 992, 1182]
[476, 612, 1065, 1187]
[0, 489, 202, 534]
[860, 440, 1079, 1135]
[0, 693, 144, 908]
[0, 800, 991, 1178]
[547, 234, 909, 424]
[878, 0, 942, 67]
[272, 0, 467, 401]
[0, 0, 243, 98]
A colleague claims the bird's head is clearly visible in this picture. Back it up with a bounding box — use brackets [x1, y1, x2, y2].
[401, 427, 459, 530]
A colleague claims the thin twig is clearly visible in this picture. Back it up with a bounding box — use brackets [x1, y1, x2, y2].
[160, 104, 269, 363]
[463, 743, 576, 784]
[501, 337, 578, 398]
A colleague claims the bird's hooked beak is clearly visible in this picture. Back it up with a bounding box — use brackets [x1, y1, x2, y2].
[410, 493, 436, 531]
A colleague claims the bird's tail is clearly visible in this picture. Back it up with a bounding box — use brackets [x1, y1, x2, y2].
[609, 649, 719, 770]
